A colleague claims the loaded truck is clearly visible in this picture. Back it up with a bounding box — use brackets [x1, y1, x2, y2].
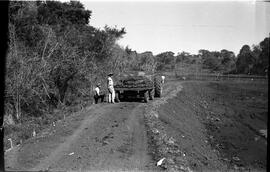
[114, 71, 163, 103]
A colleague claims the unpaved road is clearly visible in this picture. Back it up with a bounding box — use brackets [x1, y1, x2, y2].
[5, 79, 267, 171]
[33, 103, 151, 171]
[5, 81, 177, 171]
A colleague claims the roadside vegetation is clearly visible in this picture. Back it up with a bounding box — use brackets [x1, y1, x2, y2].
[4, 0, 269, 150]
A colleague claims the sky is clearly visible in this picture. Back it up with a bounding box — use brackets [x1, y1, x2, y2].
[78, 0, 270, 55]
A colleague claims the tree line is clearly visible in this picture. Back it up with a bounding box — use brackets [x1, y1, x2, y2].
[153, 38, 269, 75]
[134, 36, 269, 76]
[198, 38, 269, 75]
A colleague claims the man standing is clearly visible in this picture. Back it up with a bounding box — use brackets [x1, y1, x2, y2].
[107, 73, 115, 103]
[161, 75, 165, 84]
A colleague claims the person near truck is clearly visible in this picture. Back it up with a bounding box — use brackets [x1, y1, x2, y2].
[107, 73, 115, 103]
[161, 75, 165, 84]
[94, 83, 104, 104]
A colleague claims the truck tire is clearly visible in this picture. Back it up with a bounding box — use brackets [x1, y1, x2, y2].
[144, 91, 149, 103]
[154, 77, 162, 97]
[149, 89, 154, 100]
[115, 91, 120, 103]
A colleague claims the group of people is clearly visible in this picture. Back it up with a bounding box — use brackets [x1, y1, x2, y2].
[94, 73, 115, 104]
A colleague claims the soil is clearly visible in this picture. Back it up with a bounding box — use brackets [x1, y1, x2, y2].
[157, 80, 268, 171]
[5, 79, 268, 171]
[5, 103, 156, 171]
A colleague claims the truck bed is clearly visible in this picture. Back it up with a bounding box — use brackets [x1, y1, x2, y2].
[114, 86, 153, 91]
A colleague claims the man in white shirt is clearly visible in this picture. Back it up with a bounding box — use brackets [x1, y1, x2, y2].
[161, 75, 165, 84]
[107, 73, 115, 103]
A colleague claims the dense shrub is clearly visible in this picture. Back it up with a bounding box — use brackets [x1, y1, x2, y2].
[5, 1, 127, 126]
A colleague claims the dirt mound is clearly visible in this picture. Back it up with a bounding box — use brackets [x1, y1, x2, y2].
[115, 76, 153, 88]
[144, 82, 193, 171]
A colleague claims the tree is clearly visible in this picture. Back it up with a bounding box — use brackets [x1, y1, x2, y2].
[251, 37, 269, 75]
[125, 46, 132, 55]
[9, 1, 44, 47]
[202, 54, 221, 71]
[199, 49, 222, 71]
[198, 49, 211, 58]
[138, 51, 157, 72]
[258, 37, 269, 74]
[236, 45, 256, 74]
[156, 51, 174, 64]
[155, 51, 175, 70]
[176, 51, 191, 63]
[37, 0, 91, 26]
[220, 49, 236, 72]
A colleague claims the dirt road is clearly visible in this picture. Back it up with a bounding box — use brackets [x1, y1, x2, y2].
[33, 103, 153, 171]
[5, 82, 177, 171]
[5, 104, 150, 171]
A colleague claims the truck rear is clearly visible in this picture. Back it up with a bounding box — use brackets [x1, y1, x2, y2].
[114, 72, 163, 103]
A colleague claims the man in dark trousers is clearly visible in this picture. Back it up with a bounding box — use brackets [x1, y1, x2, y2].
[94, 83, 105, 104]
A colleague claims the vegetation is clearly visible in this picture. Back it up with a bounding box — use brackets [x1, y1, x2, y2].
[236, 38, 269, 75]
[198, 49, 236, 73]
[5, 1, 127, 133]
[152, 38, 268, 75]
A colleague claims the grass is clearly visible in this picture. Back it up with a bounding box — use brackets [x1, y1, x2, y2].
[4, 96, 93, 151]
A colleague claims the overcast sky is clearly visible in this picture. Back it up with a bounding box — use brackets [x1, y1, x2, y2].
[79, 0, 270, 55]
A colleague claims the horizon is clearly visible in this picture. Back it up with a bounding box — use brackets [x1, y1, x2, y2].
[79, 1, 269, 55]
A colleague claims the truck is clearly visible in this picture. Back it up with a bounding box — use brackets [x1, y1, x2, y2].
[114, 71, 163, 103]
